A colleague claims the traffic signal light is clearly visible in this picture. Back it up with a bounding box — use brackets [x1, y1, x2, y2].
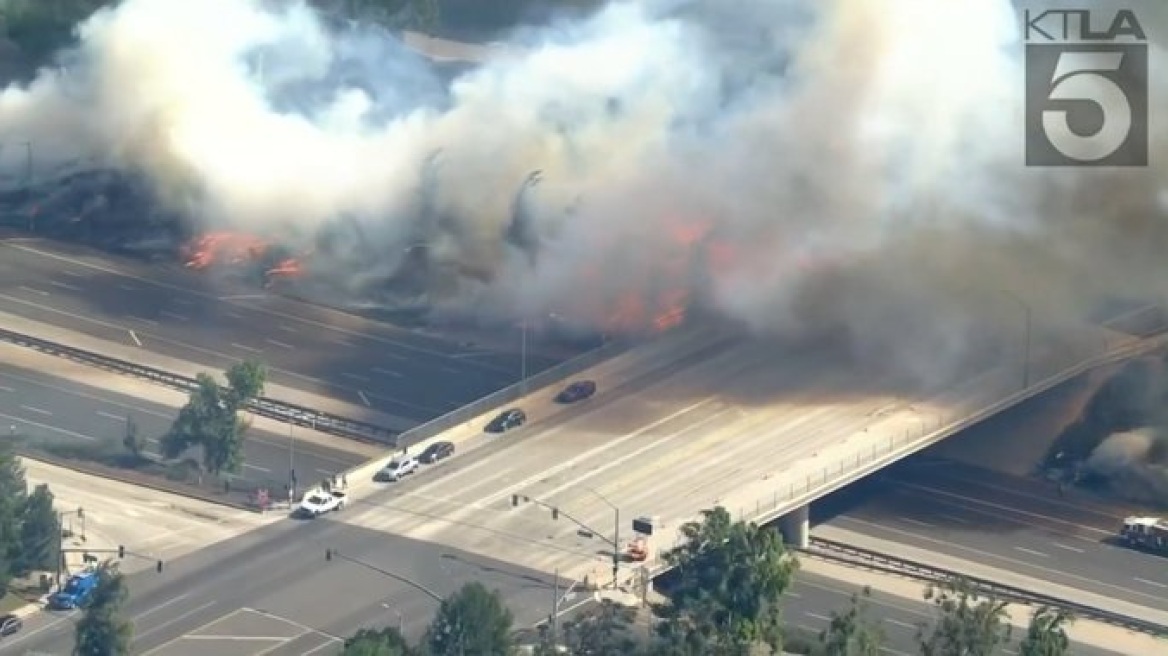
[156, 560, 164, 573]
[551, 508, 559, 520]
[511, 494, 519, 507]
[117, 545, 125, 559]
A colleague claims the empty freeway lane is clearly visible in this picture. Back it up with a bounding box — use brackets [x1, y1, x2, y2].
[0, 358, 367, 483]
[0, 239, 565, 422]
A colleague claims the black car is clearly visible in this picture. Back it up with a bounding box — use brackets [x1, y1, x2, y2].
[485, 408, 526, 433]
[0, 614, 21, 637]
[555, 380, 597, 404]
[419, 440, 455, 463]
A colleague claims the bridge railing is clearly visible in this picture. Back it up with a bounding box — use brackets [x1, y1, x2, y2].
[722, 328, 1166, 534]
[640, 326, 1166, 566]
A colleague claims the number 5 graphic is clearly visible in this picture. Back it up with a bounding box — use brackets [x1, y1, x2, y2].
[1042, 51, 1132, 162]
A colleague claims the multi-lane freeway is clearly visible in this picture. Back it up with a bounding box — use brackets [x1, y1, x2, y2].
[0, 239, 565, 423]
[815, 459, 1168, 614]
[782, 568, 1127, 656]
[0, 357, 365, 484]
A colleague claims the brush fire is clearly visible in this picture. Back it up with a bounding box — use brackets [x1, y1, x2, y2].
[180, 231, 306, 287]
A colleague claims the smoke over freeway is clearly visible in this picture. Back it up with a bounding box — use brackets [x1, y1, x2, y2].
[1, 0, 1167, 387]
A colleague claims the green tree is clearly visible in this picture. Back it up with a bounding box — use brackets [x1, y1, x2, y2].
[161, 361, 266, 476]
[916, 578, 1010, 656]
[343, 627, 415, 656]
[74, 563, 133, 656]
[1019, 607, 1073, 656]
[426, 582, 514, 656]
[653, 507, 797, 655]
[0, 443, 28, 589]
[122, 415, 144, 460]
[17, 483, 57, 574]
[818, 587, 883, 656]
[558, 598, 639, 655]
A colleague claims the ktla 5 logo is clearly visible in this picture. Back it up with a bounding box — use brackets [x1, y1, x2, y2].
[1024, 8, 1148, 166]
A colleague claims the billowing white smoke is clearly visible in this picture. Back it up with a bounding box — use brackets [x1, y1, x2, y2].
[2, 0, 1167, 387]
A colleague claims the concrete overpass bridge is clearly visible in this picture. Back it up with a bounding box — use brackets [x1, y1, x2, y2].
[338, 306, 1165, 589]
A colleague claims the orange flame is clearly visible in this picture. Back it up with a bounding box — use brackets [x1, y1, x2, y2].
[181, 231, 306, 284]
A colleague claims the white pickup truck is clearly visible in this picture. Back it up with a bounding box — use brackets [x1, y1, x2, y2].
[296, 489, 348, 518]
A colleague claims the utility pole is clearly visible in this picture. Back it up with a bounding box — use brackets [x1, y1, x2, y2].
[520, 319, 528, 394]
[550, 568, 560, 645]
[54, 511, 64, 588]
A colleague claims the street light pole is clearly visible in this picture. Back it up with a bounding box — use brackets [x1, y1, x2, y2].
[325, 549, 444, 603]
[381, 603, 404, 633]
[998, 290, 1033, 391]
[584, 487, 621, 588]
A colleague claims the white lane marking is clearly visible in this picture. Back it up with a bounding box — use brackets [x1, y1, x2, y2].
[784, 591, 801, 599]
[20, 405, 53, 417]
[18, 285, 49, 296]
[886, 618, 916, 630]
[182, 635, 287, 641]
[50, 280, 83, 291]
[372, 367, 403, 378]
[358, 391, 371, 407]
[0, 411, 95, 440]
[440, 366, 461, 375]
[129, 330, 142, 347]
[243, 607, 344, 642]
[265, 339, 294, 350]
[97, 411, 125, 421]
[0, 611, 78, 649]
[133, 601, 218, 644]
[244, 463, 272, 473]
[61, 270, 86, 278]
[279, 324, 297, 333]
[938, 513, 969, 525]
[172, 298, 194, 306]
[134, 316, 159, 326]
[0, 384, 11, 392]
[1052, 542, 1083, 553]
[301, 639, 342, 656]
[900, 517, 933, 528]
[329, 336, 355, 347]
[805, 612, 831, 622]
[132, 593, 192, 621]
[342, 372, 370, 383]
[225, 311, 243, 319]
[1134, 577, 1168, 589]
[382, 352, 406, 360]
[232, 342, 262, 353]
[159, 310, 189, 322]
[119, 283, 138, 291]
[891, 480, 1113, 537]
[1012, 546, 1048, 558]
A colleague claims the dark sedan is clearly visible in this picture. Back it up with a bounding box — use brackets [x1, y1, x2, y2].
[485, 408, 526, 434]
[555, 380, 597, 403]
[0, 614, 22, 638]
[419, 441, 455, 463]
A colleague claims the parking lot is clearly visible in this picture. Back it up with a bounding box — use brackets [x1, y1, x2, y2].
[139, 608, 341, 656]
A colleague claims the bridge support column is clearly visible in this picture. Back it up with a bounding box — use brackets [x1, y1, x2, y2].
[778, 504, 809, 549]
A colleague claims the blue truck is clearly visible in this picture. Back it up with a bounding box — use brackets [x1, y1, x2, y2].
[48, 572, 98, 610]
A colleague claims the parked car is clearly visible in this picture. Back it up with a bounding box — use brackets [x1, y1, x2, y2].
[419, 441, 455, 464]
[0, 614, 21, 638]
[555, 380, 597, 404]
[378, 456, 420, 481]
[485, 408, 527, 434]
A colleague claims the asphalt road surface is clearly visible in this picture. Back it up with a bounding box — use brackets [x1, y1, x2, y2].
[1, 520, 575, 656]
[0, 239, 564, 422]
[783, 569, 1125, 656]
[814, 459, 1168, 614]
[0, 359, 365, 485]
[328, 318, 1114, 583]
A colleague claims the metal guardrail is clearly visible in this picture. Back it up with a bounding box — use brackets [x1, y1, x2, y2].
[391, 336, 634, 451]
[806, 537, 1168, 637]
[0, 326, 398, 445]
